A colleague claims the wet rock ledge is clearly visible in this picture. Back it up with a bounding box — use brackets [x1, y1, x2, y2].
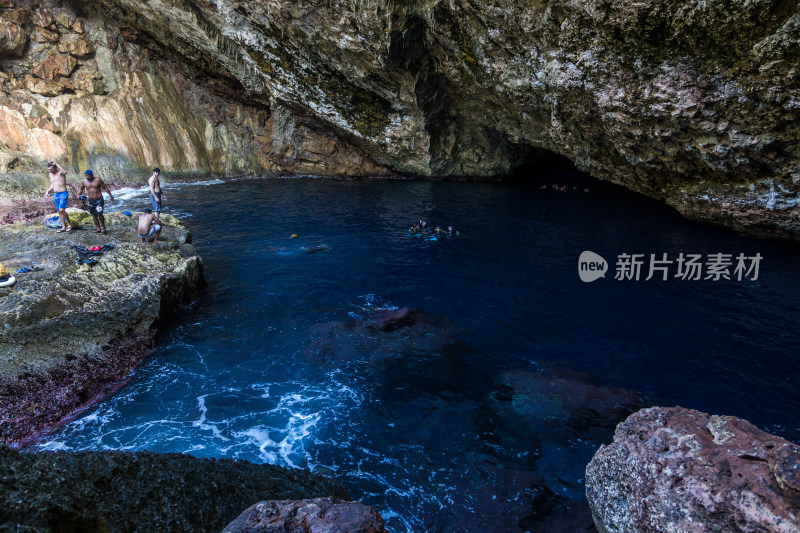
[586, 406, 800, 533]
[0, 208, 203, 446]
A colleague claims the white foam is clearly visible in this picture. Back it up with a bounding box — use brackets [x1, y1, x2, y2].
[192, 395, 230, 441]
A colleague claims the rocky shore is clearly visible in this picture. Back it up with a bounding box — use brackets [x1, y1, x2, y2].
[0, 444, 353, 532]
[0, 209, 203, 446]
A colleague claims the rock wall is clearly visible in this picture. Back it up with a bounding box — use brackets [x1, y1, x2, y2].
[2, 0, 799, 239]
[0, 0, 390, 202]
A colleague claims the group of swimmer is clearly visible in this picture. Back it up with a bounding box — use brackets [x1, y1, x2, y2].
[43, 160, 167, 243]
[540, 183, 592, 193]
[408, 220, 460, 237]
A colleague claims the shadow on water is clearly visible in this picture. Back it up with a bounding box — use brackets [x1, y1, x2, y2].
[37, 177, 800, 532]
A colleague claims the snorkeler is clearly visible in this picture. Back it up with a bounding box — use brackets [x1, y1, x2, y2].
[448, 226, 460, 236]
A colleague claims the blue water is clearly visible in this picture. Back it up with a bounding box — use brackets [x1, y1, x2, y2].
[37, 177, 800, 532]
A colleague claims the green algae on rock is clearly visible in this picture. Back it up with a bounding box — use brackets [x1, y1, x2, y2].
[0, 209, 203, 445]
[0, 444, 350, 532]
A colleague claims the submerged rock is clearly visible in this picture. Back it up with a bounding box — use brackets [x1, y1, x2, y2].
[585, 406, 800, 533]
[489, 369, 644, 438]
[0, 444, 349, 533]
[305, 307, 456, 365]
[0, 210, 203, 445]
[222, 497, 386, 533]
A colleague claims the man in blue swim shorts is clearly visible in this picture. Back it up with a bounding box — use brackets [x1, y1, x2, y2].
[148, 167, 167, 212]
[43, 160, 73, 233]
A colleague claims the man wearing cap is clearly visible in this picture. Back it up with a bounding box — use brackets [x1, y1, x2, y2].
[43, 160, 73, 233]
[148, 167, 167, 213]
[77, 169, 114, 234]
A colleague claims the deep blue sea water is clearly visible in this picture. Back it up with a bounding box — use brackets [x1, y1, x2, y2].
[36, 177, 800, 532]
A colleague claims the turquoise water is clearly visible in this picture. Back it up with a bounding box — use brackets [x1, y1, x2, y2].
[37, 177, 800, 531]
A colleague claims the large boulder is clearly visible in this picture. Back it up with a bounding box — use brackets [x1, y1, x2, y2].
[585, 406, 800, 533]
[222, 497, 386, 533]
[0, 210, 203, 445]
[0, 444, 349, 533]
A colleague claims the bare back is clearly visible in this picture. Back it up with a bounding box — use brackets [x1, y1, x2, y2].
[138, 213, 159, 234]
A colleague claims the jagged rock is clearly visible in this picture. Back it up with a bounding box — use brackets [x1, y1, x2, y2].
[30, 53, 77, 79]
[0, 211, 204, 444]
[35, 26, 60, 43]
[23, 74, 64, 96]
[222, 498, 387, 533]
[54, 10, 73, 30]
[58, 33, 95, 57]
[0, 445, 349, 533]
[585, 406, 800, 533]
[0, 20, 27, 57]
[32, 9, 54, 28]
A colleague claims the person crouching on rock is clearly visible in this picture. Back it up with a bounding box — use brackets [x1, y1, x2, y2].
[138, 208, 162, 244]
[77, 169, 114, 234]
[43, 160, 73, 233]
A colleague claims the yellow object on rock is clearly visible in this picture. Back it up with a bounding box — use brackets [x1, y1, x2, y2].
[0, 263, 8, 277]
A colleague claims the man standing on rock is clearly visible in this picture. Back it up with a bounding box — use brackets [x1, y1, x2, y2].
[43, 160, 73, 233]
[77, 169, 114, 234]
[148, 167, 167, 214]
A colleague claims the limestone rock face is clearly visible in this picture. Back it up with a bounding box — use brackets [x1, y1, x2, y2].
[1, 0, 798, 238]
[0, 445, 349, 533]
[0, 210, 203, 444]
[77, 0, 800, 239]
[0, 0, 390, 204]
[585, 406, 800, 533]
[222, 498, 387, 533]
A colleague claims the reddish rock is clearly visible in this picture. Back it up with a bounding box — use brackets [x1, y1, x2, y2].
[32, 116, 60, 133]
[30, 54, 76, 80]
[586, 406, 800, 533]
[222, 497, 387, 533]
[0, 0, 13, 8]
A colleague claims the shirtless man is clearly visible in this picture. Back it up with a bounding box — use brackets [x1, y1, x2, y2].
[77, 169, 114, 234]
[43, 160, 73, 233]
[137, 208, 162, 244]
[148, 167, 167, 214]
